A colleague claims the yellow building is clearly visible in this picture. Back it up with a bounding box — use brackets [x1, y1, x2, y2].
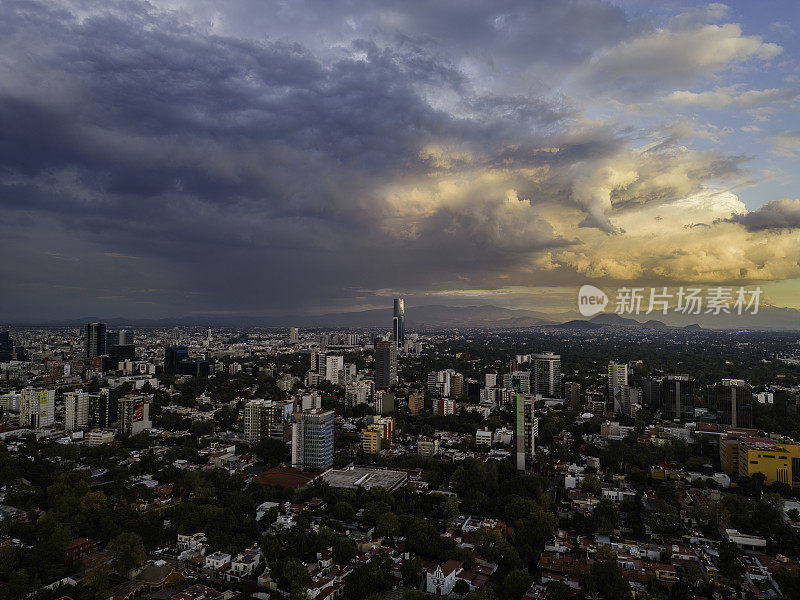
[409, 391, 424, 415]
[361, 427, 381, 454]
[719, 438, 740, 475]
[720, 438, 800, 487]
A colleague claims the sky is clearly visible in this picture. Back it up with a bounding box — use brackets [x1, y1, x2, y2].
[1, 0, 799, 321]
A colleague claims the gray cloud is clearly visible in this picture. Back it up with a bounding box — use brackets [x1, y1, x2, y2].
[727, 198, 800, 231]
[0, 0, 790, 319]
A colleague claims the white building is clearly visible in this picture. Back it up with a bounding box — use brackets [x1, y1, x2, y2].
[177, 533, 207, 560]
[426, 560, 463, 595]
[494, 427, 514, 445]
[503, 371, 530, 395]
[20, 388, 55, 428]
[118, 396, 152, 436]
[85, 430, 115, 446]
[226, 546, 261, 581]
[475, 429, 493, 445]
[0, 392, 21, 413]
[480, 386, 514, 408]
[310, 352, 344, 384]
[607, 361, 629, 398]
[205, 551, 232, 571]
[64, 391, 89, 431]
[346, 381, 372, 405]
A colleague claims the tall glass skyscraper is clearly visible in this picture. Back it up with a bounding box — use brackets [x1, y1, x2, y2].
[533, 352, 561, 398]
[84, 322, 107, 359]
[392, 298, 405, 345]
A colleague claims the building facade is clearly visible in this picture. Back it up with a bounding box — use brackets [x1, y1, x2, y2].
[709, 379, 753, 428]
[20, 388, 55, 428]
[515, 393, 537, 470]
[118, 396, 152, 435]
[65, 391, 89, 431]
[85, 322, 107, 359]
[392, 298, 405, 346]
[533, 352, 561, 398]
[291, 408, 334, 470]
[374, 341, 397, 388]
[244, 399, 289, 444]
[661, 375, 695, 421]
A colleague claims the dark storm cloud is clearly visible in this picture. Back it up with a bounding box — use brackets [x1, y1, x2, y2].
[0, 0, 782, 319]
[0, 0, 584, 317]
[726, 198, 800, 231]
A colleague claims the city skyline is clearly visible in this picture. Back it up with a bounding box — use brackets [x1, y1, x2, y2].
[1, 1, 799, 321]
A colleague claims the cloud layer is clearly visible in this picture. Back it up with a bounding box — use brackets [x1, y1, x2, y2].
[0, 0, 798, 318]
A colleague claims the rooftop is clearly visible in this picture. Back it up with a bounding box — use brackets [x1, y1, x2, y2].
[321, 467, 408, 491]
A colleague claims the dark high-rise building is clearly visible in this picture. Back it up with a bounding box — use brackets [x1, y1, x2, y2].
[709, 379, 753, 428]
[106, 329, 134, 347]
[661, 375, 695, 421]
[773, 388, 791, 418]
[85, 323, 107, 359]
[108, 344, 136, 364]
[515, 392, 536, 471]
[564, 381, 580, 410]
[178, 357, 210, 377]
[89, 388, 118, 428]
[392, 298, 405, 345]
[642, 377, 662, 409]
[533, 352, 561, 398]
[164, 346, 189, 375]
[374, 340, 397, 389]
[0, 331, 12, 362]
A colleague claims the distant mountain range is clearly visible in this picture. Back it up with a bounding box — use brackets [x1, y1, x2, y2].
[8, 302, 800, 330]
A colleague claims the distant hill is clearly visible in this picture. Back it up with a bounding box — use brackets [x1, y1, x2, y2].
[25, 304, 556, 329]
[589, 313, 640, 327]
[11, 301, 800, 330]
[557, 319, 603, 330]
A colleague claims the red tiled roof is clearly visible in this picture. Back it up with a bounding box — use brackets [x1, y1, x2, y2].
[430, 559, 462, 577]
[254, 465, 322, 489]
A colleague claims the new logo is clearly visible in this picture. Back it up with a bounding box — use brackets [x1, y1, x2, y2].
[578, 285, 608, 317]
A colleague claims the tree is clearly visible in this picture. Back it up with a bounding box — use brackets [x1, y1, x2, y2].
[343, 553, 393, 600]
[545, 580, 571, 600]
[464, 588, 497, 600]
[581, 475, 602, 496]
[277, 558, 311, 591]
[596, 544, 615, 562]
[82, 566, 110, 600]
[718, 540, 744, 586]
[582, 548, 631, 600]
[668, 580, 693, 600]
[332, 539, 358, 566]
[593, 499, 618, 535]
[107, 532, 146, 576]
[332, 501, 355, 521]
[441, 496, 460, 518]
[401, 555, 423, 588]
[376, 512, 400, 538]
[502, 569, 532, 600]
[454, 579, 470, 596]
[254, 438, 290, 464]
